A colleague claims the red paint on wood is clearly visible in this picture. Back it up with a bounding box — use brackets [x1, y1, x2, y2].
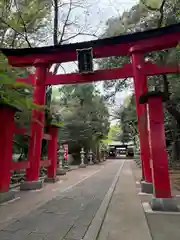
[11, 161, 29, 171]
[14, 127, 28, 135]
[40, 160, 50, 168]
[16, 62, 179, 87]
[131, 52, 152, 183]
[7, 32, 180, 67]
[16, 74, 35, 85]
[0, 107, 16, 192]
[130, 33, 180, 53]
[45, 65, 132, 85]
[6, 43, 130, 67]
[148, 96, 171, 198]
[25, 67, 47, 182]
[47, 126, 58, 179]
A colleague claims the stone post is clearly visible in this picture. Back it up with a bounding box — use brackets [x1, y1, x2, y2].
[56, 145, 66, 175]
[63, 143, 70, 170]
[79, 147, 86, 168]
[103, 150, 106, 161]
[89, 149, 94, 165]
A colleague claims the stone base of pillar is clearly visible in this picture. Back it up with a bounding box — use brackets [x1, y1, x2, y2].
[44, 177, 59, 183]
[56, 168, 66, 175]
[0, 191, 15, 204]
[140, 177, 145, 182]
[20, 180, 44, 191]
[151, 197, 179, 212]
[94, 160, 99, 164]
[64, 165, 70, 170]
[79, 163, 86, 168]
[88, 161, 94, 165]
[141, 181, 153, 194]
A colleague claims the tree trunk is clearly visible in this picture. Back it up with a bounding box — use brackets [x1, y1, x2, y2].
[170, 118, 180, 167]
[166, 102, 180, 122]
[96, 142, 100, 162]
[53, 0, 58, 45]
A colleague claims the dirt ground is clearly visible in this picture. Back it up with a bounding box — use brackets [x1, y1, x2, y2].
[169, 169, 180, 191]
[132, 160, 180, 195]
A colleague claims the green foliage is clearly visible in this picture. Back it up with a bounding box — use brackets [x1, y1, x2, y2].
[0, 0, 51, 47]
[100, 0, 179, 164]
[53, 83, 110, 154]
[107, 124, 121, 141]
[99, 0, 180, 103]
[117, 95, 137, 144]
[141, 0, 164, 9]
[0, 0, 52, 158]
[0, 0, 102, 161]
[0, 0, 51, 112]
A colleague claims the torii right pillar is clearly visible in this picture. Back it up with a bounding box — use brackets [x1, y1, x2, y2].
[139, 92, 178, 211]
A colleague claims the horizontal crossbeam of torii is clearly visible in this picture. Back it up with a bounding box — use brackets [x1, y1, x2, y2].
[16, 62, 179, 86]
[1, 23, 180, 67]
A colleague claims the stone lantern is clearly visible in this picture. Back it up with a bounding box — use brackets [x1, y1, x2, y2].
[79, 147, 86, 168]
[89, 149, 94, 165]
[56, 145, 66, 175]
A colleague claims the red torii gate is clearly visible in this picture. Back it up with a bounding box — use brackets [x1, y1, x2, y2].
[0, 23, 180, 210]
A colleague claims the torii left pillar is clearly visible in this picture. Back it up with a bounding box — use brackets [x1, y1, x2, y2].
[20, 66, 47, 190]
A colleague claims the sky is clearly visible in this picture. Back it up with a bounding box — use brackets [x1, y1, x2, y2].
[56, 0, 138, 73]
[53, 0, 138, 112]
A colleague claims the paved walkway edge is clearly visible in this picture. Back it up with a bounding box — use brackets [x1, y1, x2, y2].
[83, 160, 125, 240]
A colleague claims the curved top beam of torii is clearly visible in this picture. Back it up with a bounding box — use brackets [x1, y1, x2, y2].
[1, 23, 180, 67]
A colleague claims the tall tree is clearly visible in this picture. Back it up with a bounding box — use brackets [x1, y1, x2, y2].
[99, 0, 179, 165]
[53, 83, 110, 157]
[98, 0, 179, 102]
[47, 0, 98, 114]
[0, 0, 52, 158]
[107, 124, 121, 142]
[0, 0, 98, 157]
